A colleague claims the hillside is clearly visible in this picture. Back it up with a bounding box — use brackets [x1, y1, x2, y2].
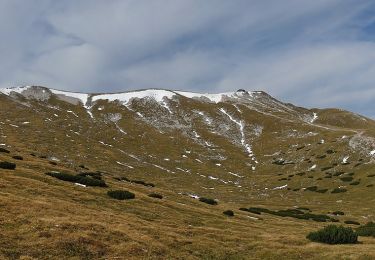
[0, 85, 374, 259]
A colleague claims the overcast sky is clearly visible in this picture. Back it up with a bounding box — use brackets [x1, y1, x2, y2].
[0, 0, 374, 118]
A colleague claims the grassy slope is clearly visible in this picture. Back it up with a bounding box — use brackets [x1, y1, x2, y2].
[0, 93, 375, 259]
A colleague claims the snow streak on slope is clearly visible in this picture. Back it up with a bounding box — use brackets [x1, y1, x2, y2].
[219, 108, 256, 169]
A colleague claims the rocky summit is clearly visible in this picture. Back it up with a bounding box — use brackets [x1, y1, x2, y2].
[0, 85, 374, 259]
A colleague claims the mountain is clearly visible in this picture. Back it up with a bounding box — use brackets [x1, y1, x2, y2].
[0, 85, 374, 259]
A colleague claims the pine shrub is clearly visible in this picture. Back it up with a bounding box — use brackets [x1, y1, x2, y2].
[344, 220, 360, 225]
[0, 161, 16, 170]
[199, 197, 217, 205]
[148, 193, 163, 199]
[306, 225, 358, 244]
[223, 210, 234, 217]
[12, 155, 23, 160]
[0, 148, 10, 153]
[331, 188, 347, 193]
[107, 190, 135, 200]
[356, 222, 375, 237]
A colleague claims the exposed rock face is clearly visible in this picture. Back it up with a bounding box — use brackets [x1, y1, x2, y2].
[11, 86, 52, 101]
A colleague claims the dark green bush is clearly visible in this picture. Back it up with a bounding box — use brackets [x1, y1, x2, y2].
[305, 186, 318, 192]
[247, 208, 262, 214]
[46, 172, 80, 182]
[132, 180, 155, 187]
[350, 181, 360, 185]
[332, 211, 345, 216]
[356, 222, 375, 237]
[344, 220, 360, 225]
[367, 174, 375, 177]
[321, 166, 333, 171]
[46, 172, 107, 187]
[306, 225, 358, 244]
[331, 188, 347, 193]
[77, 176, 107, 187]
[148, 193, 163, 199]
[199, 197, 217, 205]
[223, 210, 234, 217]
[316, 189, 328, 193]
[340, 176, 353, 182]
[0, 161, 16, 170]
[0, 148, 10, 153]
[12, 155, 23, 160]
[78, 172, 102, 180]
[107, 190, 135, 200]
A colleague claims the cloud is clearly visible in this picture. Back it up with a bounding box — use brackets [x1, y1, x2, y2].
[0, 0, 374, 117]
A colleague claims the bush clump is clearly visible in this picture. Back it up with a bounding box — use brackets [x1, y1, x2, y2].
[199, 197, 217, 205]
[148, 193, 163, 199]
[340, 176, 353, 182]
[306, 225, 358, 244]
[344, 220, 360, 225]
[0, 148, 10, 153]
[223, 210, 234, 217]
[332, 211, 345, 216]
[331, 188, 347, 194]
[0, 161, 16, 170]
[45, 172, 107, 187]
[107, 190, 135, 200]
[356, 222, 375, 237]
[12, 155, 23, 160]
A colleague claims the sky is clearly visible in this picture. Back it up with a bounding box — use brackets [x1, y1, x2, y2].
[0, 0, 374, 118]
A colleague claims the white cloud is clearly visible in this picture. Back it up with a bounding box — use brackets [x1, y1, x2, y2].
[0, 0, 374, 117]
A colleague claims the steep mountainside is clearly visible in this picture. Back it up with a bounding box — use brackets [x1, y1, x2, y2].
[0, 86, 374, 259]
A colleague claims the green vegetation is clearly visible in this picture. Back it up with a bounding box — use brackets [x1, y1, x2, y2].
[0, 161, 16, 170]
[107, 190, 135, 200]
[344, 220, 360, 225]
[306, 225, 358, 244]
[199, 197, 217, 205]
[331, 188, 347, 193]
[148, 193, 163, 199]
[356, 222, 375, 237]
[223, 210, 234, 217]
[45, 172, 107, 187]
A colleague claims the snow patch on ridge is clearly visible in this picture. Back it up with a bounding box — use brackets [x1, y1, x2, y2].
[92, 89, 175, 104]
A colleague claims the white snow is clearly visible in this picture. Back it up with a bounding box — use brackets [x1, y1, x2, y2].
[116, 161, 134, 169]
[309, 164, 317, 171]
[176, 91, 236, 103]
[50, 89, 89, 106]
[342, 156, 350, 164]
[311, 112, 318, 123]
[92, 89, 175, 105]
[67, 110, 79, 118]
[0, 86, 31, 95]
[74, 183, 86, 187]
[273, 184, 288, 190]
[220, 108, 255, 159]
[370, 150, 375, 156]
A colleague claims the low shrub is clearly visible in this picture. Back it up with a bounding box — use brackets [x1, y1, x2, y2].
[49, 161, 57, 165]
[0, 161, 16, 170]
[132, 180, 155, 187]
[316, 189, 328, 193]
[148, 193, 163, 199]
[305, 186, 318, 192]
[367, 174, 375, 178]
[332, 211, 345, 216]
[107, 190, 135, 200]
[199, 197, 217, 205]
[331, 188, 347, 194]
[45, 172, 107, 187]
[12, 155, 23, 160]
[78, 172, 102, 180]
[321, 166, 333, 171]
[356, 222, 375, 237]
[223, 210, 234, 217]
[340, 176, 353, 182]
[344, 220, 360, 225]
[306, 225, 358, 244]
[77, 176, 107, 187]
[0, 148, 10, 153]
[350, 181, 360, 186]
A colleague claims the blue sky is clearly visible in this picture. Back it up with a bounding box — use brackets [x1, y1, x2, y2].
[0, 0, 374, 118]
